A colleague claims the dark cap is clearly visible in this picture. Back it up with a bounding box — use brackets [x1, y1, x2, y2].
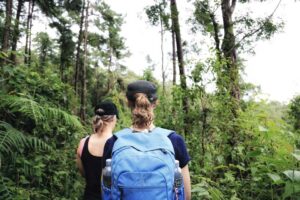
[126, 80, 157, 103]
[94, 101, 119, 119]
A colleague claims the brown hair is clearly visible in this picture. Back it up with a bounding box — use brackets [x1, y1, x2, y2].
[128, 93, 156, 129]
[93, 108, 115, 133]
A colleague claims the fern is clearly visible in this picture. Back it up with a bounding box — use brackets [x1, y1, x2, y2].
[0, 94, 83, 130]
[0, 121, 52, 159]
[0, 176, 11, 200]
[0, 121, 52, 199]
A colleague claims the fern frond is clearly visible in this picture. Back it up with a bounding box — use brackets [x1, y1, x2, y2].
[0, 121, 27, 156]
[0, 175, 12, 200]
[0, 121, 52, 158]
[0, 94, 83, 130]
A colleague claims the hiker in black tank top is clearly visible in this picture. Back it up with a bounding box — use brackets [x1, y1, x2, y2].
[80, 137, 103, 199]
[76, 101, 118, 200]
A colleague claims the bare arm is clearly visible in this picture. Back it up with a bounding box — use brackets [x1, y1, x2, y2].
[182, 164, 191, 200]
[76, 139, 86, 177]
[76, 153, 85, 177]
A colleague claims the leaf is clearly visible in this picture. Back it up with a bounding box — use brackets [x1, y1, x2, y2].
[0, 94, 83, 130]
[191, 187, 209, 195]
[209, 188, 225, 200]
[283, 170, 300, 182]
[258, 125, 268, 132]
[0, 176, 12, 200]
[267, 173, 282, 183]
[0, 121, 52, 157]
[282, 181, 300, 199]
[292, 150, 300, 161]
[247, 149, 262, 158]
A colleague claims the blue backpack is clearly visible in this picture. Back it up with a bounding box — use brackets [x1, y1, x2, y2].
[102, 127, 185, 200]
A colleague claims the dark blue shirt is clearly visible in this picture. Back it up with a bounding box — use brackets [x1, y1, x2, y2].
[102, 130, 191, 168]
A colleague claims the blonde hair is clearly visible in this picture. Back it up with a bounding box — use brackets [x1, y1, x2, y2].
[128, 93, 156, 129]
[93, 108, 115, 133]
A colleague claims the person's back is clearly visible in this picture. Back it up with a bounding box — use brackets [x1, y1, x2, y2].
[102, 80, 191, 200]
[76, 101, 118, 200]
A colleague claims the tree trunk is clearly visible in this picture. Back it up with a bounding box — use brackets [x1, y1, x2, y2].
[160, 16, 165, 94]
[1, 0, 13, 65]
[106, 47, 113, 94]
[24, 0, 31, 64]
[221, 0, 240, 164]
[24, 0, 34, 66]
[170, 0, 189, 134]
[60, 32, 67, 83]
[221, 0, 240, 115]
[10, 0, 24, 64]
[200, 105, 208, 168]
[60, 50, 65, 82]
[74, 0, 85, 95]
[172, 28, 176, 85]
[80, 0, 89, 122]
[27, 0, 35, 67]
[209, 12, 221, 60]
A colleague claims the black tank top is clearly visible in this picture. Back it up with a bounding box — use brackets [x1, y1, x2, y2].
[81, 136, 103, 200]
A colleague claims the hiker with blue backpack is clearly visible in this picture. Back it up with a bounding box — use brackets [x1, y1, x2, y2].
[76, 101, 119, 200]
[102, 80, 191, 200]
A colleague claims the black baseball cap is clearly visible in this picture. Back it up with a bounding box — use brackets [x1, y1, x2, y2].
[126, 80, 157, 103]
[94, 101, 119, 119]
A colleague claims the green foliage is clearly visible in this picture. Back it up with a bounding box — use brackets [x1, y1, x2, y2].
[33, 32, 54, 66]
[0, 94, 82, 129]
[0, 176, 12, 200]
[145, 0, 170, 30]
[288, 95, 300, 131]
[0, 0, 296, 199]
[0, 61, 85, 199]
[192, 0, 283, 54]
[0, 121, 51, 158]
[1, 65, 78, 110]
[95, 1, 128, 65]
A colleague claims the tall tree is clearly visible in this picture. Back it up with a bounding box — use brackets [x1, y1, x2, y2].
[33, 32, 53, 68]
[10, 0, 24, 64]
[79, 0, 89, 121]
[74, 0, 85, 95]
[172, 27, 176, 85]
[145, 0, 169, 94]
[1, 0, 13, 65]
[50, 20, 75, 83]
[192, 0, 282, 164]
[170, 0, 189, 134]
[24, 0, 35, 66]
[95, 2, 127, 93]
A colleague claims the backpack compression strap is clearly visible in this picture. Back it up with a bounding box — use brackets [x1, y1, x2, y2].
[112, 127, 175, 154]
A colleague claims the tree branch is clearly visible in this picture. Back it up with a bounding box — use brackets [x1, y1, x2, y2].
[230, 0, 237, 13]
[209, 13, 221, 54]
[233, 0, 282, 51]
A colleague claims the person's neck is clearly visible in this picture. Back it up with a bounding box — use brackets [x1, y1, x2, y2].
[131, 123, 155, 132]
[94, 126, 113, 138]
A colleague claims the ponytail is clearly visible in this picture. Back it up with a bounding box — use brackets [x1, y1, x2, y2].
[93, 115, 104, 133]
[129, 93, 155, 128]
[93, 108, 115, 133]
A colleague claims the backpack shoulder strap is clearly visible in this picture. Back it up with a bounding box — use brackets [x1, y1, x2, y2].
[112, 127, 175, 154]
[114, 128, 133, 138]
[151, 127, 175, 137]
